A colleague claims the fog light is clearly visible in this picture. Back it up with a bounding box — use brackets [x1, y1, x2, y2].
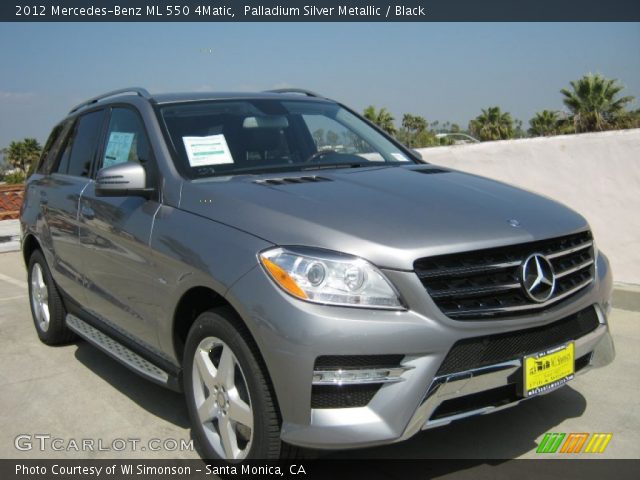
[312, 367, 411, 385]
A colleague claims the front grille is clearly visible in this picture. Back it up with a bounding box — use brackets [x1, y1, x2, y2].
[436, 306, 600, 376]
[311, 384, 382, 409]
[415, 231, 595, 319]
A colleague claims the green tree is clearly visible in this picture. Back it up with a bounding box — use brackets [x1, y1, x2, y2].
[560, 73, 635, 132]
[615, 108, 640, 129]
[400, 113, 428, 147]
[2, 138, 42, 175]
[528, 110, 560, 137]
[363, 105, 397, 135]
[468, 107, 515, 141]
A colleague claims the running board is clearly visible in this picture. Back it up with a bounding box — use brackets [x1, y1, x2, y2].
[66, 314, 170, 385]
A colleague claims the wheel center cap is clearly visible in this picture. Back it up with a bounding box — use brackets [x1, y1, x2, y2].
[217, 392, 226, 407]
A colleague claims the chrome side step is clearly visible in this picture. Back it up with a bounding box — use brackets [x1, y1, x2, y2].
[66, 314, 169, 384]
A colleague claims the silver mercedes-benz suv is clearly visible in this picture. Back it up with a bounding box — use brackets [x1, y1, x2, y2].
[20, 87, 614, 460]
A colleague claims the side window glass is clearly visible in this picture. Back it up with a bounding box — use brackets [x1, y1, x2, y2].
[38, 123, 64, 174]
[55, 110, 105, 177]
[56, 128, 74, 174]
[101, 108, 152, 169]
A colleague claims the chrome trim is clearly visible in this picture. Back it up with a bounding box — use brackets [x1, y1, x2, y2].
[312, 366, 411, 385]
[430, 282, 521, 299]
[66, 314, 169, 384]
[416, 240, 592, 281]
[555, 259, 595, 278]
[415, 260, 521, 279]
[448, 277, 593, 317]
[546, 240, 593, 259]
[397, 320, 614, 442]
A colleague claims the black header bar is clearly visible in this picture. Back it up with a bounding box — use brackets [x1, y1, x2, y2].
[3, 0, 640, 22]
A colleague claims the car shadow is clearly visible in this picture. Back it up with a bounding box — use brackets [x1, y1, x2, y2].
[73, 340, 191, 429]
[325, 384, 587, 460]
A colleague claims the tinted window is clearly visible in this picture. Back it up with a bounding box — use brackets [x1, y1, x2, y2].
[55, 110, 105, 177]
[101, 108, 152, 169]
[38, 122, 70, 174]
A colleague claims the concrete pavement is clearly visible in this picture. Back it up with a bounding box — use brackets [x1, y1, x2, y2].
[0, 219, 20, 253]
[0, 250, 638, 460]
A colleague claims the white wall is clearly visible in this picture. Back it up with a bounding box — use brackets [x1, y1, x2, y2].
[417, 129, 640, 285]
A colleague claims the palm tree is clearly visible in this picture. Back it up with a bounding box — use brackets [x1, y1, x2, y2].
[363, 106, 397, 135]
[3, 138, 42, 174]
[468, 107, 515, 141]
[400, 113, 428, 146]
[560, 73, 635, 132]
[528, 110, 560, 137]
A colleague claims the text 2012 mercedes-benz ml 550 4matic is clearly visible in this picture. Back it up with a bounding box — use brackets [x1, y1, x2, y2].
[21, 88, 615, 460]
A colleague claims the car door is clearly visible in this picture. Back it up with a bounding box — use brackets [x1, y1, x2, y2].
[78, 106, 162, 348]
[35, 109, 106, 303]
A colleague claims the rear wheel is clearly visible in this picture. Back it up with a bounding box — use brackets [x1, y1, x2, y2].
[183, 308, 281, 460]
[27, 250, 75, 345]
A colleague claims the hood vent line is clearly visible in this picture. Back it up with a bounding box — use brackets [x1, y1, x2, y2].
[254, 176, 332, 186]
[412, 168, 450, 175]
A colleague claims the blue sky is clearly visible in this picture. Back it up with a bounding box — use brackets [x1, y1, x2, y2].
[0, 22, 639, 148]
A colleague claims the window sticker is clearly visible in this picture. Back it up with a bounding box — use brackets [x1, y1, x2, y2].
[391, 152, 410, 162]
[182, 134, 234, 167]
[104, 132, 135, 168]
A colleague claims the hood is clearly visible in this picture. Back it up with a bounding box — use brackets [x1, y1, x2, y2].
[179, 165, 588, 270]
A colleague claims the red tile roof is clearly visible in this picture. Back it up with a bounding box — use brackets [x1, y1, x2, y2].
[0, 185, 24, 220]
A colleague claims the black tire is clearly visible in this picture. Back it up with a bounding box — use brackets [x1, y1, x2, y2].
[183, 307, 281, 460]
[27, 250, 76, 345]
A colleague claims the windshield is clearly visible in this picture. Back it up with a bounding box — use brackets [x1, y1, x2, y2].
[160, 99, 416, 178]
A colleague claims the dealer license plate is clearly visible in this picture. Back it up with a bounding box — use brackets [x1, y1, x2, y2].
[523, 343, 574, 397]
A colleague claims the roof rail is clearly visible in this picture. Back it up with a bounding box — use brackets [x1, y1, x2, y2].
[264, 88, 324, 98]
[69, 87, 152, 114]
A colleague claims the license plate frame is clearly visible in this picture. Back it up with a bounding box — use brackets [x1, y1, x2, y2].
[523, 342, 575, 398]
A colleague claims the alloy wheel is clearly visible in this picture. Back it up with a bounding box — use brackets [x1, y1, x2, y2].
[30, 263, 50, 332]
[192, 336, 254, 460]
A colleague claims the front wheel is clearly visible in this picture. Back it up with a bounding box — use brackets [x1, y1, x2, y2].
[183, 308, 282, 460]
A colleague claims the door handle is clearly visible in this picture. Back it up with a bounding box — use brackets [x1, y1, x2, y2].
[81, 205, 95, 220]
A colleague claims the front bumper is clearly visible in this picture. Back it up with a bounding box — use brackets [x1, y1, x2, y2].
[225, 252, 614, 450]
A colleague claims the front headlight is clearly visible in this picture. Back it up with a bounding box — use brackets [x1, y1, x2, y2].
[259, 247, 403, 309]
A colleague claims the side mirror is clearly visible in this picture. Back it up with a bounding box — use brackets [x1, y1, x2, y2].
[95, 163, 155, 198]
[412, 149, 424, 161]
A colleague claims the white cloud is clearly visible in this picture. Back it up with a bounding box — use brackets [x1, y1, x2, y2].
[0, 91, 35, 101]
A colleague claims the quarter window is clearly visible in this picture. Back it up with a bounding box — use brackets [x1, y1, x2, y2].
[38, 121, 70, 174]
[55, 110, 106, 177]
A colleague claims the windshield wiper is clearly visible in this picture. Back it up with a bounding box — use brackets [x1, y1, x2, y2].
[205, 161, 391, 177]
[208, 164, 309, 177]
[300, 161, 388, 171]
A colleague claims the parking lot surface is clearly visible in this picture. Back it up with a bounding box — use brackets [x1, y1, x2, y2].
[0, 250, 638, 460]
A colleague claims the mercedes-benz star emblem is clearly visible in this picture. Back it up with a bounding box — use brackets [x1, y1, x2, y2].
[520, 253, 556, 303]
